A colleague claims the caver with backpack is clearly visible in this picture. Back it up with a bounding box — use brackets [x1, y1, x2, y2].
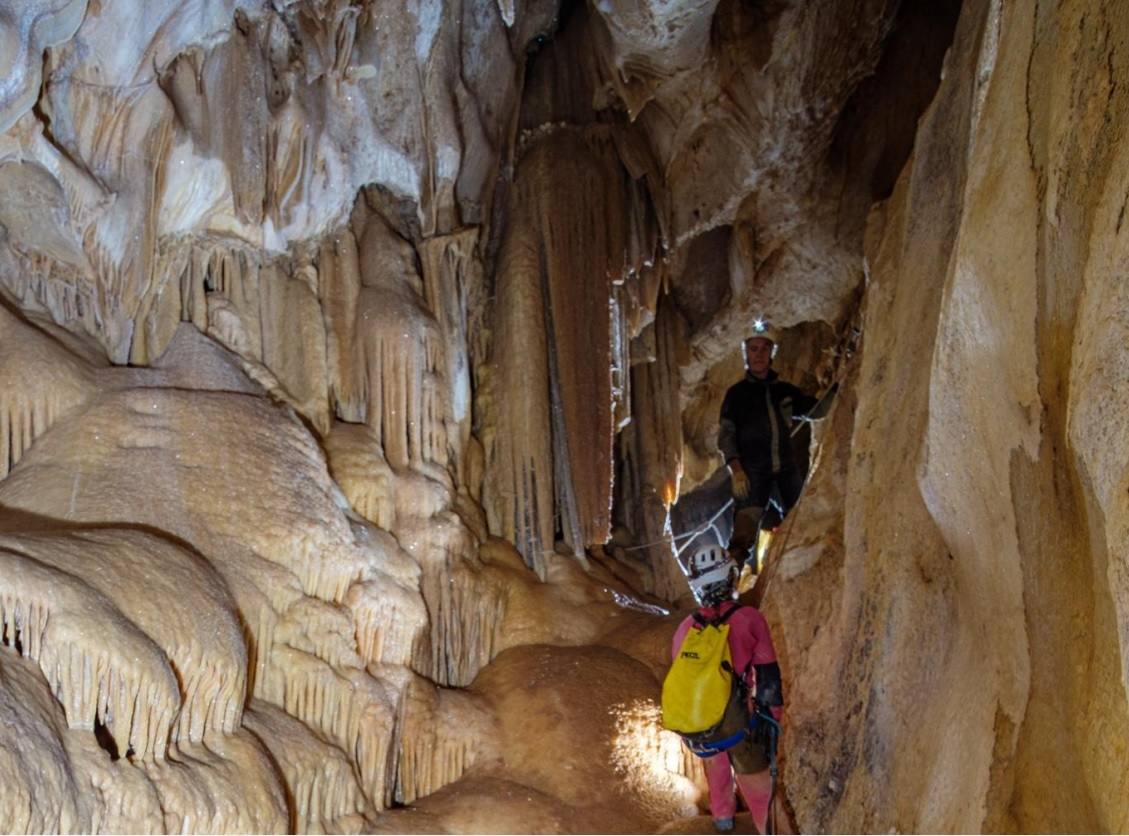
[662, 545, 784, 833]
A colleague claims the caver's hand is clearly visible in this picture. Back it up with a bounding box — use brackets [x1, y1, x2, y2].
[730, 468, 750, 500]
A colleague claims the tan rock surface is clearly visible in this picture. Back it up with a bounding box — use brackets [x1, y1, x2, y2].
[761, 1, 1129, 832]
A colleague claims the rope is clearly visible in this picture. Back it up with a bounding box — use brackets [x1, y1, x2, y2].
[621, 498, 735, 557]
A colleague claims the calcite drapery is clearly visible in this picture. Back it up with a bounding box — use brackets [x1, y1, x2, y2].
[346, 211, 446, 470]
[0, 0, 89, 133]
[0, 306, 94, 479]
[482, 186, 555, 575]
[485, 128, 643, 571]
[0, 0, 526, 364]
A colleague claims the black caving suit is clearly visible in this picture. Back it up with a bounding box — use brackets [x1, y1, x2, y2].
[718, 370, 816, 569]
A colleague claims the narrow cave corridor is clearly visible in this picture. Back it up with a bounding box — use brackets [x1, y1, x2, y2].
[1, 0, 1128, 834]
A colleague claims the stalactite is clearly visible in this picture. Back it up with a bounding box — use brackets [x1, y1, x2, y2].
[244, 702, 370, 834]
[257, 251, 330, 433]
[393, 676, 491, 805]
[346, 575, 428, 669]
[0, 529, 250, 755]
[256, 646, 398, 810]
[484, 125, 663, 569]
[325, 420, 504, 685]
[0, 306, 94, 478]
[319, 211, 450, 469]
[0, 251, 99, 350]
[142, 730, 290, 833]
[0, 548, 180, 760]
[483, 201, 554, 576]
[409, 516, 506, 687]
[620, 295, 687, 601]
[418, 229, 479, 480]
[325, 422, 396, 529]
[0, 375, 429, 796]
[356, 212, 448, 469]
[534, 130, 629, 551]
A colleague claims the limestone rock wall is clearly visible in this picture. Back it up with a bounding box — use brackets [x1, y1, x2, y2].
[764, 1, 1129, 831]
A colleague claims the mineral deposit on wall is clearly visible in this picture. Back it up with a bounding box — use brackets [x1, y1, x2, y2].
[3, 0, 1128, 833]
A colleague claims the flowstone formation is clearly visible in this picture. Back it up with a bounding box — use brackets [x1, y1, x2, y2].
[7, 0, 1128, 833]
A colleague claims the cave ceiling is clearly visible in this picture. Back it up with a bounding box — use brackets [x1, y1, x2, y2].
[0, 0, 922, 373]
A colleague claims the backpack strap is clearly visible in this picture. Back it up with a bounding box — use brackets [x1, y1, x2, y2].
[691, 603, 744, 629]
[716, 603, 743, 625]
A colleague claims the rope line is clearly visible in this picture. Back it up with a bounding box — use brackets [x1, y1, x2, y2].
[622, 497, 735, 556]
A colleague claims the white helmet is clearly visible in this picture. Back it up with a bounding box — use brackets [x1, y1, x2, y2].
[687, 544, 737, 606]
[745, 321, 781, 358]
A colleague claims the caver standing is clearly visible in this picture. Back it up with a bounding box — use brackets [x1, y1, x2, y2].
[718, 327, 821, 571]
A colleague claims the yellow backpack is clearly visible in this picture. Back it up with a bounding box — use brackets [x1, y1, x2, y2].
[662, 607, 742, 735]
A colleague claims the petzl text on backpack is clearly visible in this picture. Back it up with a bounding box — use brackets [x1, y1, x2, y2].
[662, 609, 740, 735]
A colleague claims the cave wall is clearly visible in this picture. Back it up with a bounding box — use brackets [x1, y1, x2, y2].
[764, 0, 1129, 831]
[5, 0, 1129, 831]
[0, 0, 713, 828]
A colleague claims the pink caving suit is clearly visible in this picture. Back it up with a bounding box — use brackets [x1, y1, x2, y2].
[671, 600, 779, 833]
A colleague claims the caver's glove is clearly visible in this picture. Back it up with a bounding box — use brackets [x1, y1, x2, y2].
[730, 468, 750, 500]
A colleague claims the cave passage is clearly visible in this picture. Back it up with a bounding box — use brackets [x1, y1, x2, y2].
[7, 0, 1129, 833]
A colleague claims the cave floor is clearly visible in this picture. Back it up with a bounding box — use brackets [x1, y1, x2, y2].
[659, 812, 758, 834]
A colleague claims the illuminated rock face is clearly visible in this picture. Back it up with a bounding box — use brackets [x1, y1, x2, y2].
[3, 0, 1128, 832]
[763, 1, 1129, 832]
